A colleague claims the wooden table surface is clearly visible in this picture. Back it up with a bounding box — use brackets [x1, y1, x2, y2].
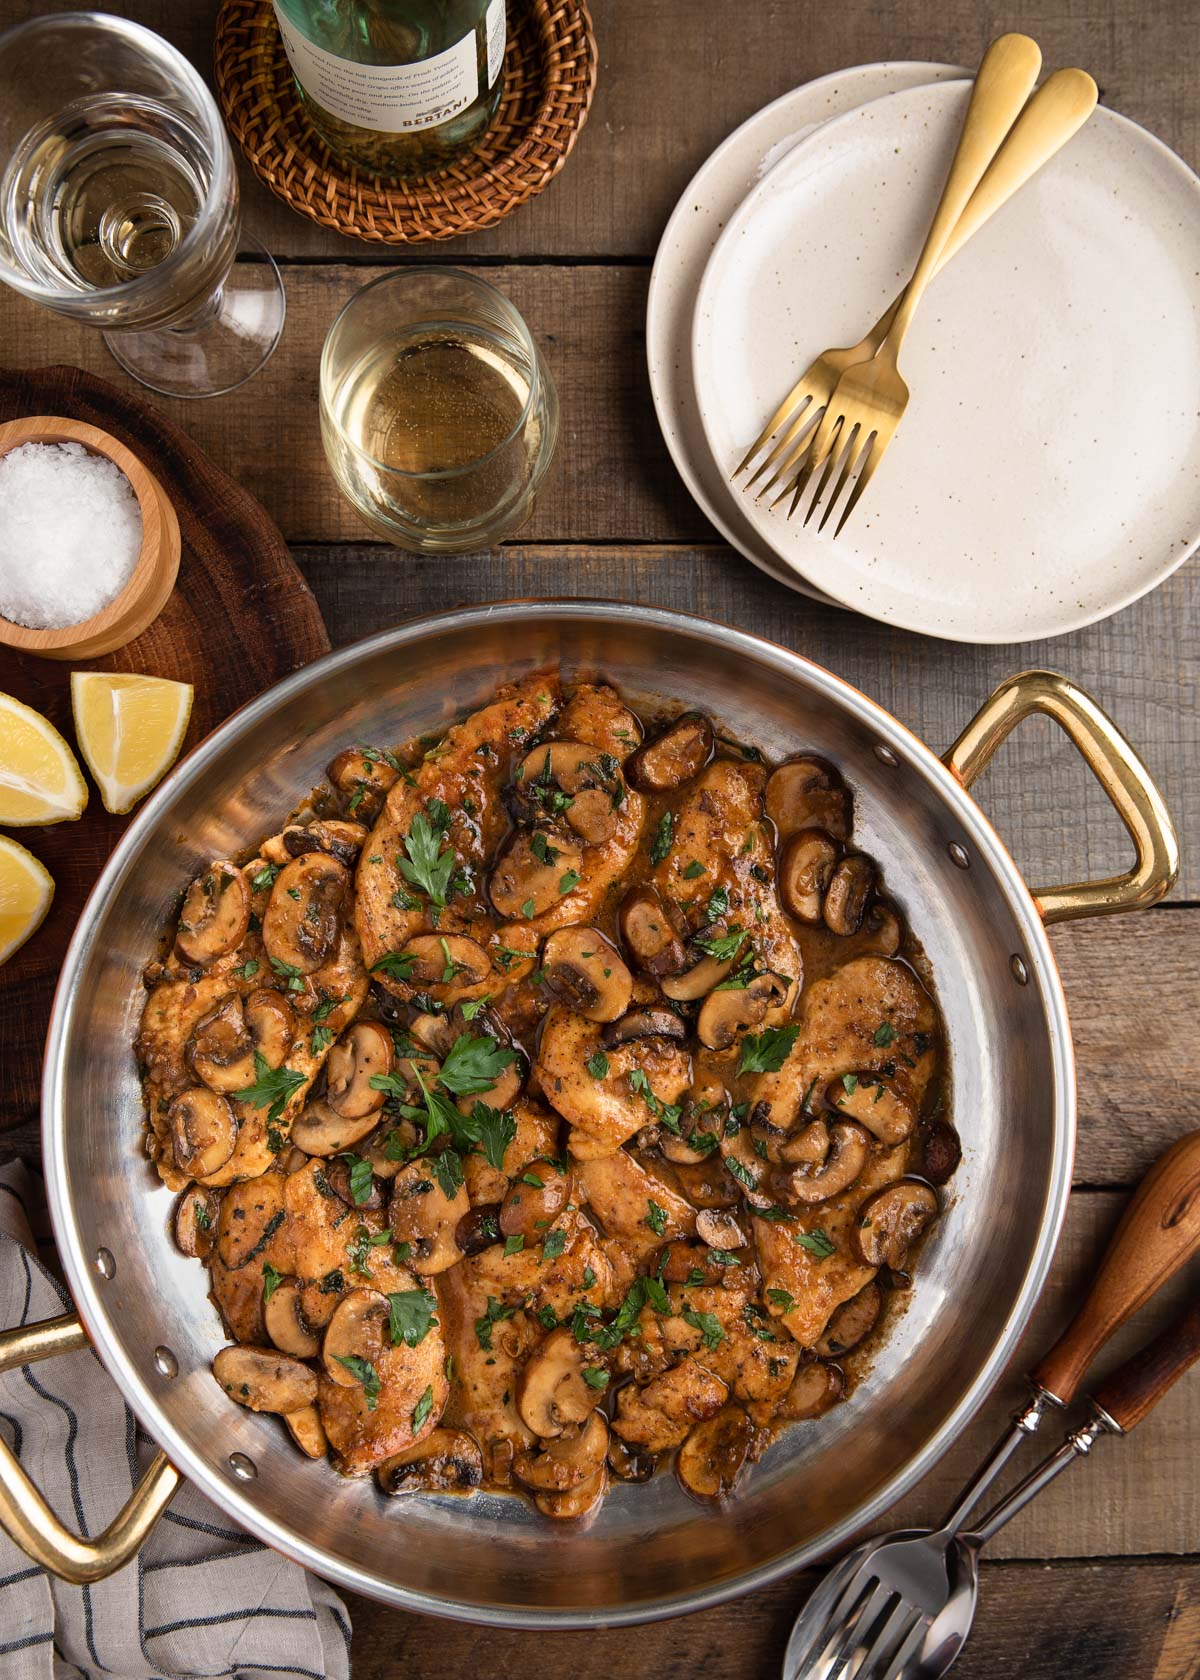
[2, 2, 1198, 1674]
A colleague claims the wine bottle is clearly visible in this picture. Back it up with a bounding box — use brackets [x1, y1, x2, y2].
[272, 1, 506, 178]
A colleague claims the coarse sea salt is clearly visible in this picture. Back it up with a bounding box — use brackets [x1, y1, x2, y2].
[0, 440, 143, 629]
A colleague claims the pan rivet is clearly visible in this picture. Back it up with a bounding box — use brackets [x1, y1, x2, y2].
[94, 1248, 115, 1279]
[229, 1453, 257, 1482]
[948, 843, 970, 869]
[153, 1346, 178, 1379]
[1010, 955, 1030, 986]
[874, 744, 899, 767]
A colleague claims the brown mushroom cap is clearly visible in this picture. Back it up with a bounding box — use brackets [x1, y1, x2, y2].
[826, 1072, 916, 1147]
[661, 950, 737, 1003]
[325, 1021, 393, 1120]
[853, 1179, 939, 1269]
[188, 989, 296, 1095]
[324, 1155, 384, 1211]
[514, 1412, 609, 1492]
[617, 884, 687, 977]
[815, 1282, 883, 1359]
[455, 1202, 502, 1256]
[779, 830, 841, 925]
[400, 934, 491, 991]
[779, 1360, 844, 1421]
[213, 1345, 317, 1415]
[626, 712, 714, 793]
[533, 1462, 608, 1520]
[327, 747, 399, 821]
[517, 1327, 604, 1438]
[602, 1007, 688, 1049]
[377, 1427, 484, 1496]
[175, 862, 251, 967]
[774, 1120, 870, 1206]
[290, 1099, 379, 1156]
[264, 1278, 320, 1358]
[389, 1159, 469, 1274]
[859, 899, 903, 957]
[169, 1088, 238, 1179]
[500, 1162, 573, 1245]
[765, 757, 851, 842]
[173, 1184, 217, 1259]
[541, 927, 633, 1022]
[676, 1404, 753, 1500]
[322, 1287, 388, 1386]
[281, 818, 368, 868]
[920, 1119, 963, 1186]
[607, 1433, 658, 1484]
[697, 971, 790, 1051]
[778, 1117, 832, 1166]
[489, 830, 585, 921]
[284, 1402, 329, 1460]
[823, 854, 875, 937]
[262, 852, 348, 974]
[695, 1208, 748, 1250]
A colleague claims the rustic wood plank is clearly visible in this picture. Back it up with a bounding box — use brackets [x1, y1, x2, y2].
[290, 543, 1198, 903]
[343, 1557, 1199, 1678]
[24, 0, 1197, 261]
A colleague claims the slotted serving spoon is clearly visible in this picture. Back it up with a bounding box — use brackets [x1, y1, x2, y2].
[783, 1127, 1200, 1680]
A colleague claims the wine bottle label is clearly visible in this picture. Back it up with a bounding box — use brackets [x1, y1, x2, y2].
[274, 2, 505, 135]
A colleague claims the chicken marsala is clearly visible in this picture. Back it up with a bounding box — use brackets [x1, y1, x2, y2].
[139, 675, 958, 1518]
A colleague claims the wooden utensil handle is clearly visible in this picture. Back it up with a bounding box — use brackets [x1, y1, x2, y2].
[1092, 1298, 1200, 1432]
[1033, 1130, 1200, 1403]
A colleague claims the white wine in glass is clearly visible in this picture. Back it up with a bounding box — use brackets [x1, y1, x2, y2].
[0, 13, 285, 399]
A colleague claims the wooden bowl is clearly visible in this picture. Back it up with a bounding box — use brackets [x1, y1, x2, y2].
[0, 416, 181, 660]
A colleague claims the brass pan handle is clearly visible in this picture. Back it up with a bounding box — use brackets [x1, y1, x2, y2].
[0, 1310, 181, 1582]
[944, 669, 1178, 924]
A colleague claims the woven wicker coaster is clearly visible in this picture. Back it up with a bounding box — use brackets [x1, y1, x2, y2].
[214, 0, 597, 245]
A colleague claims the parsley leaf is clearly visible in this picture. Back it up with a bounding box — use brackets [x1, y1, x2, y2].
[873, 1021, 898, 1048]
[650, 811, 674, 866]
[504, 1233, 525, 1257]
[370, 950, 418, 983]
[431, 1148, 464, 1200]
[682, 860, 705, 879]
[704, 886, 730, 923]
[439, 1032, 516, 1096]
[412, 1384, 435, 1432]
[344, 1154, 375, 1206]
[795, 1228, 837, 1259]
[582, 1367, 609, 1390]
[558, 869, 581, 895]
[542, 1228, 568, 1261]
[694, 925, 748, 962]
[682, 1307, 726, 1350]
[766, 1287, 797, 1313]
[456, 1101, 517, 1170]
[268, 955, 306, 994]
[335, 1354, 381, 1411]
[738, 1025, 801, 1076]
[399, 810, 458, 907]
[585, 1050, 609, 1080]
[460, 994, 491, 1021]
[310, 1023, 335, 1055]
[645, 1199, 668, 1236]
[474, 1296, 514, 1350]
[231, 958, 259, 980]
[261, 1262, 283, 1303]
[249, 863, 279, 892]
[388, 1288, 439, 1348]
[232, 1051, 306, 1127]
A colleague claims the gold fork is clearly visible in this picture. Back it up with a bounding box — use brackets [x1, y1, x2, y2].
[740, 61, 1098, 507]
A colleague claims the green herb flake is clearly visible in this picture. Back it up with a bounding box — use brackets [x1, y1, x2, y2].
[582, 1367, 609, 1391]
[681, 1307, 726, 1351]
[439, 1032, 516, 1096]
[542, 1228, 567, 1262]
[335, 1354, 381, 1411]
[650, 811, 674, 866]
[504, 1233, 525, 1257]
[231, 958, 259, 981]
[398, 810, 458, 907]
[585, 1050, 609, 1081]
[873, 1021, 898, 1048]
[344, 1154, 375, 1206]
[261, 1262, 284, 1304]
[411, 1383, 435, 1433]
[682, 860, 705, 880]
[388, 1288, 439, 1348]
[645, 1199, 669, 1236]
[738, 1025, 801, 1076]
[474, 1296, 515, 1350]
[232, 1051, 306, 1127]
[766, 1287, 797, 1313]
[795, 1228, 837, 1260]
[370, 950, 418, 983]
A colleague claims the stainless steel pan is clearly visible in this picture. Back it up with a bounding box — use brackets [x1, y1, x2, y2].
[0, 602, 1177, 1624]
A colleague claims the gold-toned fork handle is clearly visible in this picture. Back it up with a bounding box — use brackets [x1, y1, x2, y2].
[888, 33, 1042, 351]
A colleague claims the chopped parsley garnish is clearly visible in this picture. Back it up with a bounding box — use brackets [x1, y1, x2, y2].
[585, 1050, 609, 1080]
[628, 1067, 683, 1133]
[531, 832, 560, 865]
[398, 809, 458, 907]
[249, 863, 279, 892]
[521, 898, 535, 919]
[558, 869, 581, 895]
[344, 1154, 375, 1206]
[232, 1051, 306, 1126]
[873, 1021, 898, 1048]
[542, 1229, 567, 1261]
[504, 1233, 525, 1257]
[725, 1156, 758, 1192]
[439, 1032, 516, 1095]
[387, 1288, 439, 1348]
[682, 860, 705, 879]
[261, 1262, 284, 1303]
[460, 994, 491, 1021]
[268, 956, 306, 994]
[682, 1307, 726, 1350]
[310, 1024, 334, 1055]
[521, 1170, 545, 1188]
[842, 1073, 859, 1095]
[192, 1200, 212, 1232]
[411, 1384, 434, 1432]
[231, 958, 259, 980]
[704, 886, 730, 923]
[335, 1354, 381, 1411]
[475, 1296, 515, 1349]
[645, 1199, 669, 1236]
[738, 1025, 800, 1076]
[431, 1148, 464, 1200]
[694, 925, 748, 962]
[650, 811, 674, 866]
[743, 1302, 777, 1342]
[456, 1101, 517, 1170]
[709, 1249, 741, 1268]
[795, 1228, 837, 1259]
[582, 1367, 609, 1391]
[370, 950, 418, 983]
[766, 1287, 797, 1313]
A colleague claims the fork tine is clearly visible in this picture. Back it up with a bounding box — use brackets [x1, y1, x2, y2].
[801, 419, 858, 526]
[854, 1597, 924, 1680]
[799, 1574, 880, 1679]
[814, 1580, 894, 1680]
[882, 1615, 929, 1680]
[791, 400, 852, 519]
[733, 377, 814, 477]
[746, 396, 817, 491]
[814, 424, 872, 533]
[831, 429, 890, 537]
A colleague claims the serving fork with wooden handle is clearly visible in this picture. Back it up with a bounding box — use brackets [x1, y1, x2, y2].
[736, 40, 1098, 535]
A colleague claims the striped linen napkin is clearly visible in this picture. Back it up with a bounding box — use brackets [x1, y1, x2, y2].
[0, 1163, 352, 1680]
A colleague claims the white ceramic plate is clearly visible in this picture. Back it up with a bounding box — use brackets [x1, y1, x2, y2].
[693, 80, 1200, 642]
[646, 62, 963, 603]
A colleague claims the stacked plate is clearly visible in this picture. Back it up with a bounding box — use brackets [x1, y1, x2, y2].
[648, 63, 1200, 642]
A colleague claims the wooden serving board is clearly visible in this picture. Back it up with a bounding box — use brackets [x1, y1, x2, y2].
[0, 364, 331, 1130]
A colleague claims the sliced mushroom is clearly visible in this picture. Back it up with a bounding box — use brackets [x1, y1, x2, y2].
[697, 971, 790, 1051]
[676, 1405, 753, 1500]
[774, 1121, 870, 1206]
[626, 712, 714, 792]
[213, 1345, 317, 1415]
[779, 830, 841, 925]
[672, 1155, 740, 1209]
[322, 1287, 388, 1386]
[859, 899, 903, 957]
[389, 1159, 469, 1274]
[358, 1119, 416, 1181]
[290, 1099, 378, 1156]
[617, 884, 687, 977]
[533, 1463, 607, 1520]
[823, 855, 875, 937]
[514, 742, 629, 845]
[514, 1411, 609, 1492]
[779, 1360, 844, 1421]
[661, 950, 736, 1002]
[778, 1117, 832, 1166]
[327, 746, 399, 821]
[175, 861, 252, 967]
[827, 1072, 916, 1147]
[719, 1127, 773, 1209]
[284, 1402, 328, 1459]
[659, 1098, 726, 1165]
[400, 934, 491, 990]
[920, 1119, 962, 1187]
[264, 1278, 320, 1358]
[169, 1088, 238, 1179]
[489, 829, 585, 921]
[408, 1012, 456, 1058]
[324, 1155, 384, 1210]
[655, 1240, 734, 1286]
[601, 1006, 688, 1048]
[695, 1208, 748, 1249]
[263, 852, 348, 973]
[188, 989, 296, 1094]
[500, 1162, 573, 1245]
[377, 1428, 484, 1496]
[563, 787, 621, 845]
[541, 927, 632, 1021]
[282, 818, 368, 868]
[853, 1180, 939, 1269]
[174, 1184, 217, 1259]
[456, 1055, 524, 1116]
[455, 1202, 502, 1256]
[815, 1283, 882, 1359]
[765, 757, 851, 841]
[517, 1327, 604, 1438]
[607, 1433, 658, 1484]
[325, 1021, 393, 1120]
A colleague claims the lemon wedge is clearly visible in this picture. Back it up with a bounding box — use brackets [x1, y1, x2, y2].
[71, 671, 193, 816]
[0, 835, 55, 966]
[0, 692, 88, 825]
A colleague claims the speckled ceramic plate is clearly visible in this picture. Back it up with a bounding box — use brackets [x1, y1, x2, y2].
[647, 61, 963, 603]
[693, 79, 1200, 642]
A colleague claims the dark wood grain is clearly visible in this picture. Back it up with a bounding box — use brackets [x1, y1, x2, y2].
[0, 366, 330, 1130]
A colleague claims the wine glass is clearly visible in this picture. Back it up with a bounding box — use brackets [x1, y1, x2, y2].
[0, 12, 285, 399]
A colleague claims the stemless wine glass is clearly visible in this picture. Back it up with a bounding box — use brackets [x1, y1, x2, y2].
[0, 12, 285, 399]
[320, 268, 559, 553]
